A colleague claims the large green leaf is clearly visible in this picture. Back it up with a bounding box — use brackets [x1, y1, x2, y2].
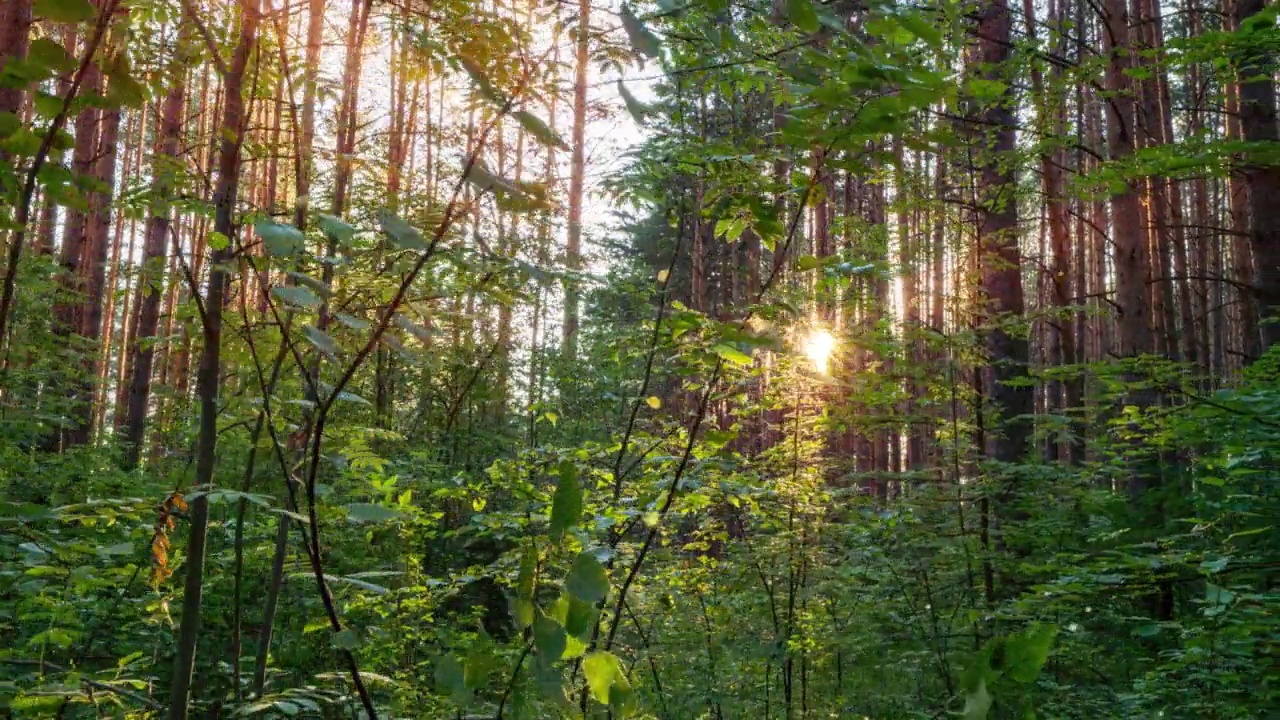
[532, 610, 566, 661]
[345, 503, 400, 523]
[513, 545, 537, 629]
[434, 655, 469, 705]
[583, 652, 629, 706]
[1005, 623, 1058, 683]
[257, 219, 306, 256]
[565, 551, 609, 603]
[620, 4, 661, 59]
[514, 110, 567, 150]
[548, 461, 582, 542]
[316, 213, 356, 246]
[272, 285, 322, 309]
[617, 81, 650, 123]
[712, 343, 752, 366]
[33, 0, 95, 23]
[784, 0, 820, 33]
[377, 210, 427, 250]
[304, 325, 339, 358]
[564, 594, 596, 638]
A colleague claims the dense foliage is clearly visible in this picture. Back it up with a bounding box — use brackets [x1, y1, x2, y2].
[0, 0, 1277, 717]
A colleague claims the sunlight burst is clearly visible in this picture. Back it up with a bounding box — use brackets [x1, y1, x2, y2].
[802, 328, 837, 375]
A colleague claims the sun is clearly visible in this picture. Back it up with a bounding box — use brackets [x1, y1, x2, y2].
[802, 327, 837, 375]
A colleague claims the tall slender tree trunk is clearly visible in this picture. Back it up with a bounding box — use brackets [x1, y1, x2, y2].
[974, 0, 1032, 466]
[1102, 0, 1155, 357]
[0, 0, 32, 118]
[562, 0, 589, 358]
[122, 30, 187, 468]
[1232, 0, 1280, 355]
[167, 0, 258, 715]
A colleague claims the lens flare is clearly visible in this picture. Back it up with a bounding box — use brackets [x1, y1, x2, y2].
[803, 328, 836, 375]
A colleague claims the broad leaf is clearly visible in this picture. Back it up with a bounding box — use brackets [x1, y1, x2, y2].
[316, 213, 356, 246]
[34, 0, 95, 23]
[565, 551, 609, 603]
[620, 4, 661, 59]
[712, 343, 752, 366]
[304, 325, 339, 357]
[514, 110, 567, 150]
[256, 219, 306, 256]
[377, 210, 427, 250]
[548, 461, 582, 542]
[785, 0, 820, 33]
[532, 610, 566, 661]
[618, 80, 650, 123]
[345, 503, 400, 523]
[272, 285, 322, 309]
[583, 652, 626, 705]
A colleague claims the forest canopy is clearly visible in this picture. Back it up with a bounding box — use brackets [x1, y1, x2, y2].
[0, 0, 1277, 716]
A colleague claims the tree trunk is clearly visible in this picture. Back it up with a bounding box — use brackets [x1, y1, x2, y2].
[562, 0, 589, 358]
[1233, 0, 1280, 355]
[122, 35, 187, 469]
[166, 0, 257, 715]
[1102, 0, 1154, 356]
[0, 0, 32, 118]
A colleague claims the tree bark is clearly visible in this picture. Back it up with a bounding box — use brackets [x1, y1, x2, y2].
[166, 0, 257, 715]
[1102, 0, 1155, 356]
[562, 0, 589, 358]
[975, 0, 1032, 465]
[122, 32, 187, 469]
[1233, 0, 1280, 355]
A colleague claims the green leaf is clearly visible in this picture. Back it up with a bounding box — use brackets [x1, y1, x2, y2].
[28, 38, 76, 75]
[620, 4, 662, 59]
[335, 312, 370, 330]
[514, 110, 568, 150]
[287, 271, 332, 298]
[898, 12, 943, 46]
[434, 655, 469, 705]
[272, 285, 322, 309]
[256, 219, 306, 256]
[618, 81, 650, 122]
[304, 325, 339, 357]
[345, 503, 401, 523]
[583, 651, 624, 705]
[785, 0, 820, 33]
[533, 609, 566, 661]
[377, 210, 427, 250]
[513, 545, 537, 629]
[1005, 623, 1057, 683]
[316, 213, 356, 246]
[565, 551, 609, 603]
[962, 678, 992, 720]
[712, 343, 752, 366]
[564, 594, 596, 637]
[549, 461, 582, 542]
[33, 0, 95, 23]
[331, 628, 361, 650]
[460, 57, 504, 103]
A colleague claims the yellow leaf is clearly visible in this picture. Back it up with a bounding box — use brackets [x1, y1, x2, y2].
[646, 396, 661, 409]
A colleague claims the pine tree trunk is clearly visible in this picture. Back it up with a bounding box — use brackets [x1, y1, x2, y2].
[1233, 0, 1280, 355]
[1102, 0, 1154, 357]
[122, 37, 186, 469]
[0, 0, 31, 118]
[167, 0, 258, 714]
[563, 0, 589, 357]
[974, 0, 1032, 466]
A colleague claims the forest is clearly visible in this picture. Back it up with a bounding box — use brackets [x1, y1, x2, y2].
[0, 0, 1277, 714]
